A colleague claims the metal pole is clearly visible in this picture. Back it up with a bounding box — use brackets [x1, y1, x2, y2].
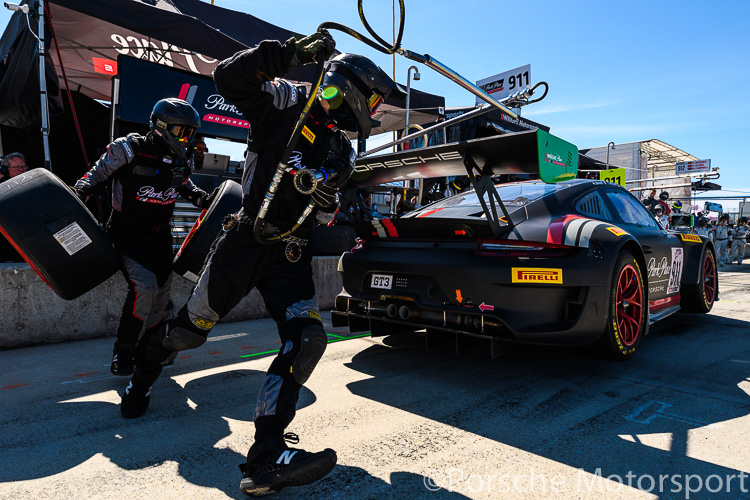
[605, 141, 615, 170]
[404, 65, 419, 191]
[404, 65, 419, 136]
[37, 0, 51, 170]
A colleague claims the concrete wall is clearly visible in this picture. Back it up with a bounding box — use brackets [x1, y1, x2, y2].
[0, 256, 342, 348]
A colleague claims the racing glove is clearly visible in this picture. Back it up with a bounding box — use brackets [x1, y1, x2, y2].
[72, 185, 91, 203]
[294, 29, 336, 64]
[310, 157, 351, 209]
[197, 187, 219, 209]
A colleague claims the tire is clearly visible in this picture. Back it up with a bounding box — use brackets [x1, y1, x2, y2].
[307, 225, 357, 256]
[173, 179, 242, 282]
[0, 168, 120, 300]
[597, 251, 647, 360]
[680, 246, 717, 313]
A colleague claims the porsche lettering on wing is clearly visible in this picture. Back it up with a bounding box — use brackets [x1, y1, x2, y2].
[355, 151, 463, 172]
[511, 268, 563, 284]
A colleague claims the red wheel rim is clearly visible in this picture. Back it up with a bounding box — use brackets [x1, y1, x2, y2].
[616, 264, 643, 347]
[703, 253, 717, 305]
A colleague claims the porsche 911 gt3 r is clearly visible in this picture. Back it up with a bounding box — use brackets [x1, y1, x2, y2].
[332, 133, 717, 360]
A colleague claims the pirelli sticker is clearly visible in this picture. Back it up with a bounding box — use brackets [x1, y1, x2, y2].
[512, 267, 563, 284]
[680, 233, 702, 243]
[301, 126, 316, 144]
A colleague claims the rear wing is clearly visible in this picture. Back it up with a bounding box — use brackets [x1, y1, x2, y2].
[351, 129, 578, 188]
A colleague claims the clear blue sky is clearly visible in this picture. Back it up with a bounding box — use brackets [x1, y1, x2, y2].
[2, 1, 748, 208]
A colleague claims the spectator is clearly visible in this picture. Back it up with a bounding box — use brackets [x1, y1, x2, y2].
[193, 138, 208, 170]
[0, 153, 30, 262]
[0, 152, 29, 184]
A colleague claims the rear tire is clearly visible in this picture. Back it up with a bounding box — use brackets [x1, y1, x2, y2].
[598, 251, 647, 360]
[680, 246, 717, 313]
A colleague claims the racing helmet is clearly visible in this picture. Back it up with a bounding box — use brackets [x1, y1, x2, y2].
[149, 98, 201, 160]
[697, 217, 708, 227]
[320, 53, 402, 138]
[741, 217, 748, 224]
[659, 191, 670, 201]
[654, 205, 664, 215]
[673, 200, 682, 210]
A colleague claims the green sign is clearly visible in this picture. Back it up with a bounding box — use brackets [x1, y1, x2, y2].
[536, 129, 578, 183]
[599, 167, 626, 187]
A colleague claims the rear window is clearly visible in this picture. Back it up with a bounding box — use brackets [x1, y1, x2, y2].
[410, 182, 569, 216]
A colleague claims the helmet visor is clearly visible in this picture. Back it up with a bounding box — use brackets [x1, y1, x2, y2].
[169, 124, 197, 145]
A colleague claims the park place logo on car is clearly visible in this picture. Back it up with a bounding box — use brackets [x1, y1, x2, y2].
[511, 268, 563, 284]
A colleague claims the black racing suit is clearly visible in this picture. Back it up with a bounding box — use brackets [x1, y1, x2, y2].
[74, 133, 210, 353]
[135, 38, 355, 440]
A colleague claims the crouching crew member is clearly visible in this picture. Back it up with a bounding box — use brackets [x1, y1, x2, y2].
[119, 30, 401, 496]
[74, 98, 215, 376]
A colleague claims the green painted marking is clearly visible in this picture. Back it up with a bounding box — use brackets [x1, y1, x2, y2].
[240, 349, 280, 358]
[239, 333, 371, 358]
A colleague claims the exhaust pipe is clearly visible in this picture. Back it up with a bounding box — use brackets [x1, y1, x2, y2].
[399, 305, 414, 320]
[386, 304, 398, 318]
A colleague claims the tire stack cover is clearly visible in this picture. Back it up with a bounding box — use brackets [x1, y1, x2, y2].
[0, 168, 120, 300]
[173, 179, 242, 283]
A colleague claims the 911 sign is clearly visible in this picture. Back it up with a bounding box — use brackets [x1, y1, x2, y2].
[475, 64, 531, 105]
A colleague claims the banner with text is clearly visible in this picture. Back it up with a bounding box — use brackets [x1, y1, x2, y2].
[676, 159, 711, 175]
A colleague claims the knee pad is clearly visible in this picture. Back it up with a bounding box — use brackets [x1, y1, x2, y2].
[291, 324, 327, 385]
[162, 325, 208, 351]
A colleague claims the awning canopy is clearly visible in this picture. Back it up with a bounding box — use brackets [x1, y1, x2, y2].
[0, 0, 444, 133]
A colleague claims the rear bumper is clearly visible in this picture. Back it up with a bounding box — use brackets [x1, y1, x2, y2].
[335, 246, 614, 345]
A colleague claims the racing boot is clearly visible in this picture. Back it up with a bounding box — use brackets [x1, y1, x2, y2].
[239, 432, 337, 496]
[120, 366, 159, 419]
[110, 342, 136, 376]
[120, 322, 173, 419]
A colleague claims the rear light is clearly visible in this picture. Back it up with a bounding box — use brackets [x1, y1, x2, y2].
[475, 239, 570, 257]
[351, 238, 366, 252]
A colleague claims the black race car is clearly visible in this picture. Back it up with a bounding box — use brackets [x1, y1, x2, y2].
[332, 130, 718, 359]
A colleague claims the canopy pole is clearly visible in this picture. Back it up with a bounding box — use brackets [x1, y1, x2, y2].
[36, 0, 51, 170]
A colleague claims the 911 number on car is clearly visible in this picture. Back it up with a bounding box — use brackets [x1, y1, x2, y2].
[371, 274, 393, 289]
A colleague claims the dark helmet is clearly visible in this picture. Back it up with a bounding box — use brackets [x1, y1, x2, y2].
[673, 200, 682, 209]
[741, 217, 748, 224]
[698, 217, 708, 227]
[659, 191, 670, 201]
[149, 98, 200, 160]
[320, 53, 401, 138]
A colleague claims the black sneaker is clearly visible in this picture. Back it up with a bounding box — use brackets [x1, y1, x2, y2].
[110, 345, 135, 376]
[120, 378, 152, 419]
[239, 432, 337, 496]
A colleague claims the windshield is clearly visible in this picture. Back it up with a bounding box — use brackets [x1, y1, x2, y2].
[410, 181, 569, 217]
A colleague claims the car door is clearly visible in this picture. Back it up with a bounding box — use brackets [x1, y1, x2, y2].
[601, 188, 683, 302]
